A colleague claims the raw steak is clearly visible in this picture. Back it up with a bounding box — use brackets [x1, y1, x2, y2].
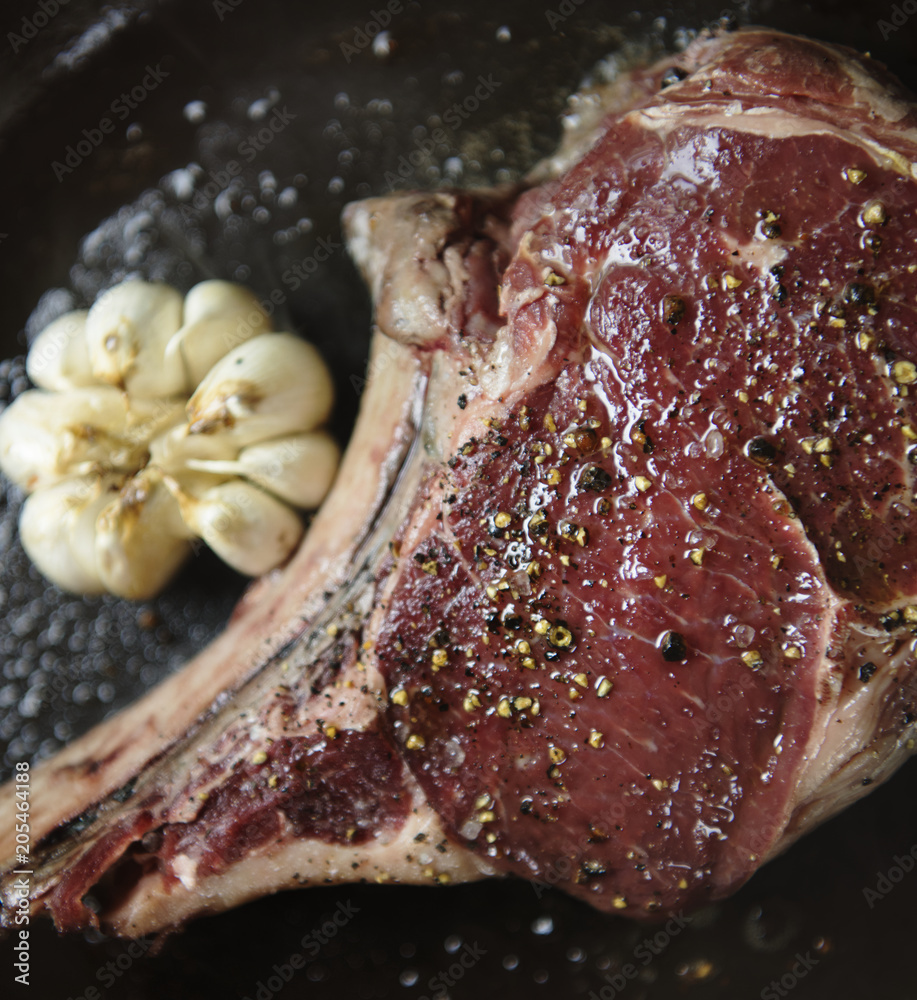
[2, 27, 917, 935]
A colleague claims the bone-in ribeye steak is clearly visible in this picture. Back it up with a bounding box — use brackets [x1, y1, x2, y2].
[2, 28, 917, 935]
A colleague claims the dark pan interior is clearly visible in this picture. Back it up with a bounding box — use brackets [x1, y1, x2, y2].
[0, 1, 915, 997]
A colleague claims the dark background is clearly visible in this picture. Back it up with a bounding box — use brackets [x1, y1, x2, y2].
[0, 0, 916, 997]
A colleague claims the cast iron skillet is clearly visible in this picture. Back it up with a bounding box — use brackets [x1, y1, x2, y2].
[0, 1, 915, 997]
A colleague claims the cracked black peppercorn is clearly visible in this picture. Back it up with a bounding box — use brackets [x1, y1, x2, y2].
[661, 294, 686, 324]
[845, 282, 876, 308]
[747, 437, 777, 463]
[660, 631, 688, 662]
[879, 613, 900, 632]
[579, 466, 612, 493]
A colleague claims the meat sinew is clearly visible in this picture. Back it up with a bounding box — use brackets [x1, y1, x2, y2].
[2, 27, 917, 935]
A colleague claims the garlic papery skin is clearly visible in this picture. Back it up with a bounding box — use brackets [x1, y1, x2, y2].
[167, 281, 272, 387]
[0, 387, 180, 492]
[186, 333, 333, 447]
[18, 474, 124, 595]
[170, 478, 304, 577]
[186, 430, 340, 508]
[95, 468, 194, 600]
[85, 281, 186, 398]
[25, 310, 97, 391]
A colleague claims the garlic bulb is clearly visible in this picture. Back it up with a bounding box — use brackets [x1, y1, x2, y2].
[186, 333, 334, 446]
[0, 278, 340, 598]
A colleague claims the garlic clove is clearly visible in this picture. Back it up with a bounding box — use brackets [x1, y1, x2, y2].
[147, 420, 240, 473]
[18, 474, 123, 595]
[185, 333, 333, 448]
[237, 431, 340, 508]
[26, 310, 98, 391]
[0, 387, 151, 492]
[186, 430, 340, 508]
[85, 281, 186, 398]
[167, 281, 272, 386]
[172, 478, 303, 577]
[95, 468, 193, 600]
[182, 281, 270, 328]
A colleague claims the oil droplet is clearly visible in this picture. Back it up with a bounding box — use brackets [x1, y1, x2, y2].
[183, 100, 207, 123]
